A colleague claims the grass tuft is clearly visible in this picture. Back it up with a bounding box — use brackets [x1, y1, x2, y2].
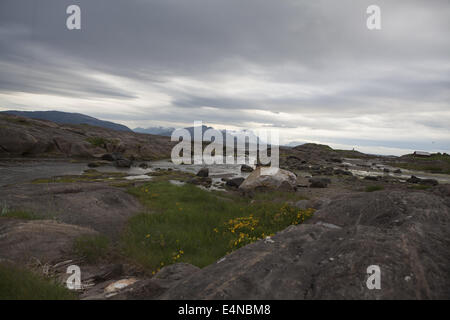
[73, 234, 110, 264]
[0, 209, 42, 220]
[365, 185, 385, 192]
[85, 137, 109, 148]
[0, 263, 76, 300]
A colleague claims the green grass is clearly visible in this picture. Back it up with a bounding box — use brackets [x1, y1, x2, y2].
[393, 162, 450, 174]
[32, 169, 127, 184]
[86, 136, 109, 148]
[73, 234, 111, 264]
[392, 154, 450, 175]
[147, 169, 194, 181]
[0, 209, 42, 220]
[121, 182, 314, 273]
[365, 185, 385, 192]
[0, 263, 77, 300]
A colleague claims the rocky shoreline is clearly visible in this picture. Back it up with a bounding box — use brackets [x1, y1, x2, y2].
[1, 114, 449, 300]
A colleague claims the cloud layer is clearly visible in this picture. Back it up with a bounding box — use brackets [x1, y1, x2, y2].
[0, 0, 449, 155]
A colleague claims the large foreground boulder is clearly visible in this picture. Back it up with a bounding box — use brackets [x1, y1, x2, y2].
[239, 167, 297, 191]
[159, 190, 450, 299]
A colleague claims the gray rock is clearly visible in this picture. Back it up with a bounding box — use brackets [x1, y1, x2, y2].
[97, 263, 200, 300]
[407, 175, 421, 184]
[294, 200, 310, 210]
[420, 179, 439, 186]
[88, 162, 101, 168]
[364, 176, 381, 181]
[154, 263, 200, 282]
[196, 168, 209, 177]
[101, 152, 124, 162]
[188, 177, 212, 188]
[333, 169, 353, 176]
[0, 113, 174, 160]
[239, 167, 297, 192]
[240, 165, 254, 172]
[115, 159, 132, 168]
[0, 182, 143, 238]
[309, 177, 331, 188]
[226, 177, 245, 188]
[295, 199, 330, 210]
[0, 220, 98, 263]
[159, 190, 450, 299]
[139, 163, 149, 169]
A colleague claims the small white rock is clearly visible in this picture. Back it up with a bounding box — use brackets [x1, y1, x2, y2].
[264, 236, 275, 244]
[217, 257, 226, 264]
[104, 278, 138, 293]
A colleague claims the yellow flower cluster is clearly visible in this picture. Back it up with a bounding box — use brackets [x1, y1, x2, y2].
[226, 215, 259, 234]
[292, 208, 315, 225]
[172, 249, 184, 262]
[273, 206, 315, 225]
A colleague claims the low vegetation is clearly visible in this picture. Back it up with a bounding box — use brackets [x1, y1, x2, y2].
[0, 202, 49, 220]
[365, 185, 385, 192]
[0, 209, 42, 220]
[392, 162, 450, 175]
[147, 169, 194, 182]
[32, 169, 127, 184]
[85, 136, 109, 148]
[73, 234, 111, 264]
[121, 182, 314, 274]
[392, 154, 450, 175]
[0, 263, 76, 300]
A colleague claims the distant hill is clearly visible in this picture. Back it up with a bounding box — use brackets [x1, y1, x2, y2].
[284, 141, 306, 148]
[1, 110, 132, 132]
[134, 125, 263, 144]
[134, 126, 174, 136]
[134, 125, 214, 138]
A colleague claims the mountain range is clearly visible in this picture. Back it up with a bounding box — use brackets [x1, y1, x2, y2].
[2, 110, 267, 144]
[1, 110, 132, 132]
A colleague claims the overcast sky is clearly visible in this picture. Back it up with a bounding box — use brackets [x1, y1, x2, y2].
[0, 0, 449, 155]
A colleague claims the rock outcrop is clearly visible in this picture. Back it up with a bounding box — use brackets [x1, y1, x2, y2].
[0, 114, 173, 160]
[0, 182, 143, 238]
[158, 190, 450, 299]
[82, 263, 201, 300]
[0, 219, 97, 263]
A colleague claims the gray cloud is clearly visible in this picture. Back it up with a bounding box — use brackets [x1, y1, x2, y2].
[0, 0, 449, 154]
